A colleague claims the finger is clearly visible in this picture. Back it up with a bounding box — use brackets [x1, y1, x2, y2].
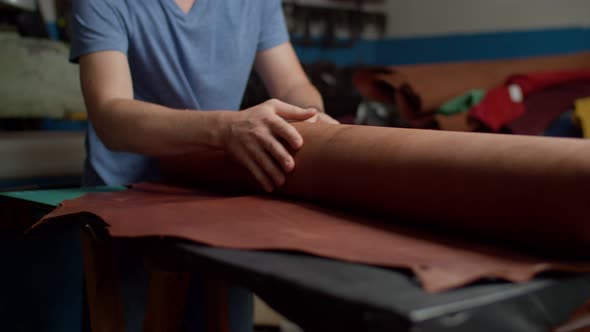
[256, 132, 295, 173]
[232, 146, 274, 192]
[304, 114, 319, 123]
[319, 113, 340, 124]
[268, 99, 317, 121]
[268, 117, 305, 150]
[245, 138, 286, 187]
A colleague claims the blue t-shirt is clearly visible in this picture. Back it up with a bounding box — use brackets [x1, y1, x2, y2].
[70, 0, 289, 186]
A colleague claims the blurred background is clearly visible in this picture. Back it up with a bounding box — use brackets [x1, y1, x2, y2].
[2, 0, 590, 191]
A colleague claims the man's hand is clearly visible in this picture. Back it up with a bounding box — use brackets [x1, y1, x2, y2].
[221, 99, 317, 192]
[255, 43, 338, 124]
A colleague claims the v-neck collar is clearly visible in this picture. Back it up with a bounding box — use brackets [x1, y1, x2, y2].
[161, 0, 206, 19]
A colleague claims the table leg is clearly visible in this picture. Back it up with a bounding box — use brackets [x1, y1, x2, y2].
[81, 227, 125, 332]
[143, 270, 191, 332]
[203, 277, 230, 332]
[142, 245, 232, 332]
[142, 274, 230, 332]
[82, 228, 231, 332]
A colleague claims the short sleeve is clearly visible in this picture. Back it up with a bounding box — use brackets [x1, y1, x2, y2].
[69, 0, 129, 63]
[257, 0, 290, 52]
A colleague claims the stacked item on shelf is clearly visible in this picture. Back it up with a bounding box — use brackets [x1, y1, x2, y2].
[0, 30, 85, 190]
[0, 30, 86, 130]
[353, 51, 590, 137]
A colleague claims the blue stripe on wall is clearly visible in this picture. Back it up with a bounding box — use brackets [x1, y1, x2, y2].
[294, 27, 590, 66]
[294, 39, 378, 66]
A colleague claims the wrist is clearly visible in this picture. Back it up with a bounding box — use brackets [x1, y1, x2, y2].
[209, 111, 238, 150]
[182, 110, 236, 151]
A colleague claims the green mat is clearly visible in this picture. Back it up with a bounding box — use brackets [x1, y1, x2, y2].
[0, 186, 125, 207]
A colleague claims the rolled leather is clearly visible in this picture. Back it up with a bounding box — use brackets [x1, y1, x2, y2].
[162, 122, 590, 252]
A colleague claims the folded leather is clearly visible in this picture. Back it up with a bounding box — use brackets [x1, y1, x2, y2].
[38, 182, 590, 293]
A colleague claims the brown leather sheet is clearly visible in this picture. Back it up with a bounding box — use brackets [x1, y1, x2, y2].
[38, 123, 590, 292]
[354, 52, 590, 126]
[38, 182, 590, 293]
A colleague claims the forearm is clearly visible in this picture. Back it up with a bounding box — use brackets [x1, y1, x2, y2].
[278, 82, 325, 113]
[91, 98, 233, 157]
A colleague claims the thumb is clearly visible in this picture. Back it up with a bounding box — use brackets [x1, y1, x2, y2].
[319, 113, 340, 124]
[271, 100, 317, 120]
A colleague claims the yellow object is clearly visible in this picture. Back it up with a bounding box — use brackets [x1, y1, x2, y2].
[574, 97, 590, 138]
[64, 111, 88, 121]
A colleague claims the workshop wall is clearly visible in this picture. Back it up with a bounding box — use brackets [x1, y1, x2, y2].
[382, 0, 590, 38]
[291, 0, 590, 66]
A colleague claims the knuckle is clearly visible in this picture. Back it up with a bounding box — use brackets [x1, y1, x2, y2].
[260, 106, 274, 116]
[260, 116, 277, 130]
[259, 113, 273, 125]
[263, 99, 276, 109]
[265, 139, 277, 152]
[244, 117, 257, 128]
[252, 151, 265, 165]
[244, 126, 257, 137]
[251, 127, 267, 140]
[283, 125, 297, 138]
[266, 141, 282, 156]
[272, 117, 288, 130]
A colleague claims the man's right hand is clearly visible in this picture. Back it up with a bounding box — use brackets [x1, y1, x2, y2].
[221, 99, 317, 192]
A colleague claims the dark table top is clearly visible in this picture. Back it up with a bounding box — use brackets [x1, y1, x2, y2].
[145, 239, 590, 332]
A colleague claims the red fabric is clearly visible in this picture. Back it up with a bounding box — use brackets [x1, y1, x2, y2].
[510, 70, 590, 94]
[469, 86, 524, 132]
[470, 70, 590, 132]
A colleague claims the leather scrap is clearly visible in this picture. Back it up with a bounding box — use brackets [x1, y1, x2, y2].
[509, 81, 590, 135]
[470, 71, 590, 132]
[353, 52, 590, 127]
